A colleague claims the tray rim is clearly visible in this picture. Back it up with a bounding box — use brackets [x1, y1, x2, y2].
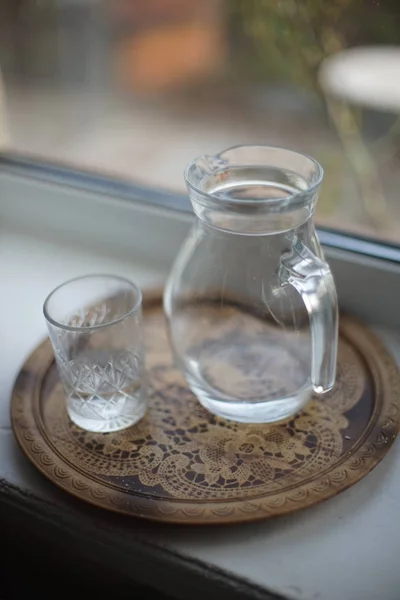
[11, 292, 400, 524]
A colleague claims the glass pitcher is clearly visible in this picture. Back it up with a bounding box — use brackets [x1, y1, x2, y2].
[164, 145, 338, 423]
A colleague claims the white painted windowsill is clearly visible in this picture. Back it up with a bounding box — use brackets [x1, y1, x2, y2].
[1, 171, 400, 600]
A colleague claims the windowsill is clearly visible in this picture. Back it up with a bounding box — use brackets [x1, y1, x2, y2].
[1, 176, 400, 600]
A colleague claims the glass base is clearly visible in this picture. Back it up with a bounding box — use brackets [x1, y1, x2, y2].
[188, 379, 312, 423]
[66, 393, 147, 432]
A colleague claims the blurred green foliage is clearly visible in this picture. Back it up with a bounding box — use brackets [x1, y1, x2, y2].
[229, 1, 400, 230]
[229, 0, 400, 87]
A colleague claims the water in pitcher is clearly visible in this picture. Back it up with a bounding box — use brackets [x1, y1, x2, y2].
[211, 166, 309, 201]
[197, 166, 312, 235]
[173, 301, 311, 423]
[165, 145, 338, 423]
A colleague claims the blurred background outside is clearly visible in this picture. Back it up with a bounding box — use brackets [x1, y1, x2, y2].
[0, 0, 400, 242]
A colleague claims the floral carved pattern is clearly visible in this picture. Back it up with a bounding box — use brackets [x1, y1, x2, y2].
[11, 296, 400, 524]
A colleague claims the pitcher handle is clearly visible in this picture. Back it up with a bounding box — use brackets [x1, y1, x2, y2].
[279, 243, 338, 394]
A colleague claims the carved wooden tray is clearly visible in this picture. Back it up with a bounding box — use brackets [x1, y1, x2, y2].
[11, 293, 400, 524]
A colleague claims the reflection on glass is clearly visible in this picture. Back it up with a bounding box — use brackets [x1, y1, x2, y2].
[0, 0, 399, 242]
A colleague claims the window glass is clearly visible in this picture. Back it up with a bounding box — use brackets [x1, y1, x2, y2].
[1, 0, 400, 242]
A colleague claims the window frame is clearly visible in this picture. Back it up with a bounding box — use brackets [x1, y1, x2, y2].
[2, 152, 400, 260]
[1, 150, 400, 330]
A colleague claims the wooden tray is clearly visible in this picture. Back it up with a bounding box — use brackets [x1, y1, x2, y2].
[11, 293, 400, 524]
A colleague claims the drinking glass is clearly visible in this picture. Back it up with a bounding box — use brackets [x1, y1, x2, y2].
[44, 274, 146, 432]
[164, 145, 338, 423]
